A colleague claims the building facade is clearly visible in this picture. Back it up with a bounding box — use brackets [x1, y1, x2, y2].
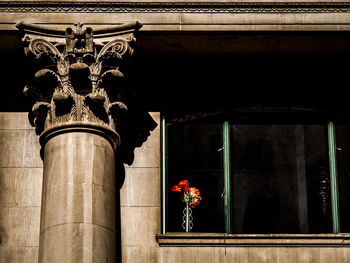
[1, 1, 350, 262]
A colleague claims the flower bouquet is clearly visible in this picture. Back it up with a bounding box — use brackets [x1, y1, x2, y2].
[172, 180, 202, 232]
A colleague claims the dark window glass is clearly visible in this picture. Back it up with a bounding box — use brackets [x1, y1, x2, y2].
[230, 124, 332, 234]
[167, 122, 225, 233]
[335, 125, 350, 233]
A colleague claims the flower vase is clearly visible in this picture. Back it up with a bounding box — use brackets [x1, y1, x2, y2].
[182, 203, 193, 232]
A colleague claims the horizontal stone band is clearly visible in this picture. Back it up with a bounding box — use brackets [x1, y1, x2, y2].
[156, 233, 350, 247]
[1, 2, 350, 14]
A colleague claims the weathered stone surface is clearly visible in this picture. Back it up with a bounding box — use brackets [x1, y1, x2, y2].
[0, 130, 25, 167]
[131, 128, 160, 168]
[6, 207, 41, 247]
[23, 130, 43, 168]
[119, 111, 161, 262]
[39, 223, 116, 263]
[122, 247, 160, 263]
[0, 113, 42, 263]
[121, 206, 161, 248]
[0, 113, 33, 130]
[2, 2, 350, 31]
[0, 247, 39, 263]
[42, 132, 115, 192]
[121, 167, 160, 207]
[0, 168, 42, 207]
[0, 128, 42, 168]
[41, 183, 116, 232]
[39, 132, 117, 263]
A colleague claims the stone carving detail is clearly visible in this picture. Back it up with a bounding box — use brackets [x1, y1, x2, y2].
[3, 2, 350, 14]
[17, 21, 157, 165]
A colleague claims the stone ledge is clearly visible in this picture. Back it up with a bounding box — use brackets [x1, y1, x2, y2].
[156, 233, 350, 247]
[2, 2, 350, 14]
[2, 2, 350, 32]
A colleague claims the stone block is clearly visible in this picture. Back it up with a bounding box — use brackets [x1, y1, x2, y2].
[122, 246, 159, 263]
[121, 167, 160, 207]
[121, 207, 160, 248]
[23, 130, 43, 168]
[26, 207, 41, 247]
[0, 113, 32, 130]
[150, 112, 161, 130]
[131, 128, 160, 168]
[159, 247, 224, 263]
[7, 207, 40, 247]
[0, 169, 16, 207]
[319, 247, 346, 263]
[0, 129, 42, 168]
[246, 247, 275, 263]
[0, 130, 25, 167]
[0, 168, 42, 207]
[0, 247, 39, 263]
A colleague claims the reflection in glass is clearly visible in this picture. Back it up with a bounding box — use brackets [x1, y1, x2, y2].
[335, 125, 350, 233]
[230, 124, 332, 234]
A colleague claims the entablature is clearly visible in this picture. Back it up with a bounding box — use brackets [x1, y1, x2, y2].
[2, 1, 350, 31]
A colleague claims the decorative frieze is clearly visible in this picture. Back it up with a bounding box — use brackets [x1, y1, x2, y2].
[3, 2, 350, 14]
[17, 21, 157, 165]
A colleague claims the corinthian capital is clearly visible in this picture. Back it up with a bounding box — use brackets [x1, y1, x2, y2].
[17, 21, 157, 165]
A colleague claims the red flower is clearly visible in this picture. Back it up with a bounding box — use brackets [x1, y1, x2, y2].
[188, 187, 202, 208]
[178, 180, 189, 187]
[171, 185, 182, 192]
[190, 187, 200, 195]
[171, 180, 202, 208]
[178, 180, 190, 192]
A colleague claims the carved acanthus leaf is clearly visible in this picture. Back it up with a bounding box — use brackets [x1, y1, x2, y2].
[31, 102, 51, 135]
[99, 69, 124, 101]
[23, 69, 59, 102]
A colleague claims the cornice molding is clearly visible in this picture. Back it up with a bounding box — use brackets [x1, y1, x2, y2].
[1, 2, 350, 14]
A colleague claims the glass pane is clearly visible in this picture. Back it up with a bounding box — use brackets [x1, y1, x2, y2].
[230, 124, 332, 234]
[334, 125, 350, 233]
[167, 122, 225, 233]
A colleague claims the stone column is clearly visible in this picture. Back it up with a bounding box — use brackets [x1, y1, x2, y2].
[16, 22, 157, 263]
[38, 124, 119, 262]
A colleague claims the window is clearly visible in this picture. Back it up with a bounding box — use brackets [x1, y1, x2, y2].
[161, 115, 350, 234]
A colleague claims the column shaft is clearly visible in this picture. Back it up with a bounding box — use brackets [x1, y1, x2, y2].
[39, 131, 117, 263]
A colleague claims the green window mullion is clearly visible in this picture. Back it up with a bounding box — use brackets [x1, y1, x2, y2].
[161, 116, 167, 234]
[328, 121, 340, 234]
[223, 121, 231, 234]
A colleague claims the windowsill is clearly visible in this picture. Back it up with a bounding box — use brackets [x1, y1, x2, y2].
[156, 233, 350, 247]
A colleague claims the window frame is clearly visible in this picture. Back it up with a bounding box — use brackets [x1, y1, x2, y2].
[160, 116, 342, 236]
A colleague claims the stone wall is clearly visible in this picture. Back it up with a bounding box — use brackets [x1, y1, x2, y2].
[0, 112, 160, 263]
[121, 112, 161, 263]
[2, 112, 350, 263]
[0, 113, 43, 262]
